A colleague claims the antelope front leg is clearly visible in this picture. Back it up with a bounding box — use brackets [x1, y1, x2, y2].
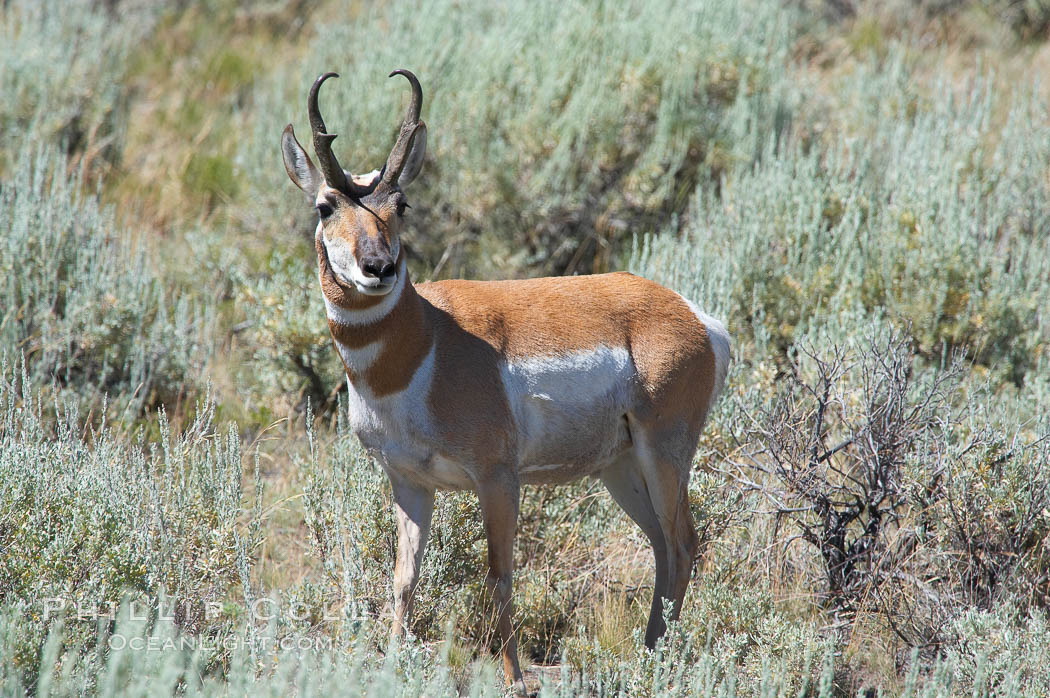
[389, 476, 435, 640]
[476, 476, 527, 695]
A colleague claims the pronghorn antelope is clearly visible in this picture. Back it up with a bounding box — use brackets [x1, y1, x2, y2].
[281, 69, 730, 693]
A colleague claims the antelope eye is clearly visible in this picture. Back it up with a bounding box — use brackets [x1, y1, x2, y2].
[395, 200, 409, 216]
[316, 202, 334, 219]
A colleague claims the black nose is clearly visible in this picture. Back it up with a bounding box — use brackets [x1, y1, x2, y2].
[361, 256, 396, 279]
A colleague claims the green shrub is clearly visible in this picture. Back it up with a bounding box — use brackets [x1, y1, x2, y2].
[231, 243, 344, 413]
[5, 0, 1050, 694]
[0, 369, 262, 690]
[0, 144, 210, 413]
[244, 0, 792, 275]
[0, 0, 157, 174]
[633, 66, 1050, 386]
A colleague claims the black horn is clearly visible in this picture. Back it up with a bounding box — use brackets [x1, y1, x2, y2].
[308, 72, 349, 192]
[381, 69, 424, 187]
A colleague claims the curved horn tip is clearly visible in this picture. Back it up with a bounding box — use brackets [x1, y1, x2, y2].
[389, 68, 422, 118]
[388, 69, 419, 82]
[310, 72, 340, 97]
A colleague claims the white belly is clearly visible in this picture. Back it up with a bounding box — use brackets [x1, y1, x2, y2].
[342, 341, 635, 489]
[502, 345, 635, 483]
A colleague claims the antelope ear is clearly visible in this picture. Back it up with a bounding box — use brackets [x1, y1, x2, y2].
[397, 121, 427, 187]
[281, 125, 322, 198]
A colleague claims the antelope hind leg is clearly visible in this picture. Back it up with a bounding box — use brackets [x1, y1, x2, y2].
[600, 450, 672, 648]
[632, 428, 700, 634]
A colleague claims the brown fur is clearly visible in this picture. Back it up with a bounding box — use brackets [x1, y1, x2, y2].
[322, 265, 719, 470]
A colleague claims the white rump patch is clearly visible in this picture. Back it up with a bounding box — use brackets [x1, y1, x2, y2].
[680, 295, 731, 412]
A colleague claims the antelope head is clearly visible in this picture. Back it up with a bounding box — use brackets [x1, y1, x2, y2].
[281, 70, 427, 296]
